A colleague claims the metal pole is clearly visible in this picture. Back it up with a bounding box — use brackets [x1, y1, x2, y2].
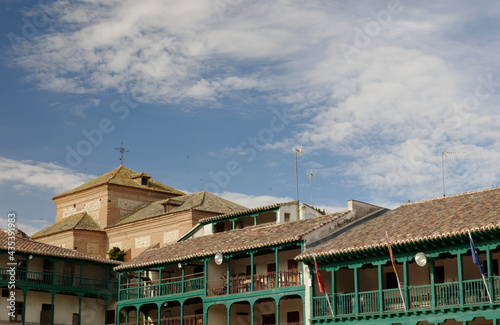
[310, 175, 313, 206]
[442, 152, 446, 197]
[295, 151, 299, 203]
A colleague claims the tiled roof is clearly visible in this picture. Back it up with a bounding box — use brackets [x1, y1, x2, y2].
[112, 191, 247, 227]
[115, 210, 350, 270]
[198, 201, 299, 224]
[53, 165, 184, 199]
[298, 187, 500, 260]
[131, 172, 151, 178]
[0, 232, 120, 265]
[32, 212, 104, 239]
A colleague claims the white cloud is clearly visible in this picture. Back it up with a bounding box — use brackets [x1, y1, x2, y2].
[0, 157, 96, 194]
[68, 98, 101, 117]
[10, 0, 500, 204]
[218, 191, 294, 208]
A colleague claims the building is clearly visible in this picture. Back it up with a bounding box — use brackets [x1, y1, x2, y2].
[0, 230, 120, 325]
[32, 165, 247, 260]
[298, 187, 500, 325]
[113, 200, 384, 324]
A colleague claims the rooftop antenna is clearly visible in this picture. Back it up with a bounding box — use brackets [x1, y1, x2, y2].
[441, 151, 466, 197]
[115, 142, 129, 165]
[293, 145, 303, 204]
[307, 169, 317, 206]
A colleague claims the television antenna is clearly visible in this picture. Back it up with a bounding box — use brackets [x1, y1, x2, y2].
[441, 151, 466, 197]
[307, 169, 317, 206]
[293, 145, 303, 203]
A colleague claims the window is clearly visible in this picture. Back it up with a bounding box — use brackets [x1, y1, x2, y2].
[435, 266, 445, 284]
[106, 310, 115, 324]
[287, 311, 300, 323]
[385, 272, 398, 289]
[246, 265, 256, 275]
[288, 259, 298, 270]
[262, 314, 276, 324]
[214, 222, 225, 233]
[9, 302, 23, 322]
[284, 213, 291, 222]
[483, 259, 499, 276]
[141, 177, 148, 186]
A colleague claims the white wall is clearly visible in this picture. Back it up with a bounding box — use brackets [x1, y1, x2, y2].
[279, 297, 302, 323]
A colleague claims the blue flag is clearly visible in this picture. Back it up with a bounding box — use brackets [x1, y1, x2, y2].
[469, 232, 485, 276]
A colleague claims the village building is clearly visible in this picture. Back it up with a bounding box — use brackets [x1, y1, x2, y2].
[113, 200, 385, 324]
[32, 165, 247, 260]
[0, 230, 119, 325]
[299, 187, 500, 325]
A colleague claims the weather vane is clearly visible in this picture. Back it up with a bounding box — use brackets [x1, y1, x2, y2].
[115, 142, 129, 165]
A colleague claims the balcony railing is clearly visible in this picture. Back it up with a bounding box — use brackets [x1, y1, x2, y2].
[0, 267, 117, 292]
[120, 315, 203, 325]
[207, 268, 302, 297]
[120, 273, 204, 301]
[313, 277, 500, 318]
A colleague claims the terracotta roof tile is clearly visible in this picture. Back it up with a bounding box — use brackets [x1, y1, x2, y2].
[53, 165, 184, 199]
[115, 210, 350, 270]
[32, 212, 104, 239]
[298, 187, 500, 260]
[112, 191, 247, 226]
[0, 232, 120, 265]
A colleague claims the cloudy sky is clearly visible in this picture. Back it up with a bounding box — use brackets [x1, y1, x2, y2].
[1, 0, 500, 235]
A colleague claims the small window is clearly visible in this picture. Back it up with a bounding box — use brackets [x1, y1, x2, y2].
[141, 178, 148, 186]
[106, 310, 115, 324]
[9, 302, 23, 322]
[214, 223, 225, 233]
[435, 266, 445, 284]
[284, 213, 291, 223]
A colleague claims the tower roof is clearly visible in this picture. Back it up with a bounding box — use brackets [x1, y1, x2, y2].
[32, 212, 104, 239]
[112, 191, 247, 227]
[53, 165, 185, 199]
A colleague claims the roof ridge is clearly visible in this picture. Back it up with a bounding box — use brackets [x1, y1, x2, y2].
[77, 212, 104, 230]
[402, 186, 500, 206]
[199, 200, 298, 224]
[115, 211, 352, 271]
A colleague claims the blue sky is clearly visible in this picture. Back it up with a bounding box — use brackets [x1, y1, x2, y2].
[1, 0, 500, 235]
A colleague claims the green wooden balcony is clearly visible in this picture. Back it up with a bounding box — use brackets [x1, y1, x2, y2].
[120, 275, 204, 301]
[313, 276, 500, 319]
[0, 267, 118, 292]
[207, 268, 302, 297]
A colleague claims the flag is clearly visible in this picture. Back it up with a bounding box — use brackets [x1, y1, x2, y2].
[314, 256, 326, 294]
[469, 232, 485, 275]
[385, 231, 399, 278]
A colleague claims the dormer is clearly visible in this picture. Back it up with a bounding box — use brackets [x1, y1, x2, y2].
[131, 172, 151, 186]
[160, 198, 183, 213]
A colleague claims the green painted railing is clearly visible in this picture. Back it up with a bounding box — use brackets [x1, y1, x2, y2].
[359, 290, 379, 313]
[336, 292, 354, 315]
[0, 267, 117, 292]
[119, 276, 204, 301]
[313, 277, 500, 318]
[409, 284, 431, 309]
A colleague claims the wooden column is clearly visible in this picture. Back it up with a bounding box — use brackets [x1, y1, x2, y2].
[378, 264, 384, 313]
[331, 268, 337, 316]
[457, 253, 464, 305]
[354, 267, 359, 315]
